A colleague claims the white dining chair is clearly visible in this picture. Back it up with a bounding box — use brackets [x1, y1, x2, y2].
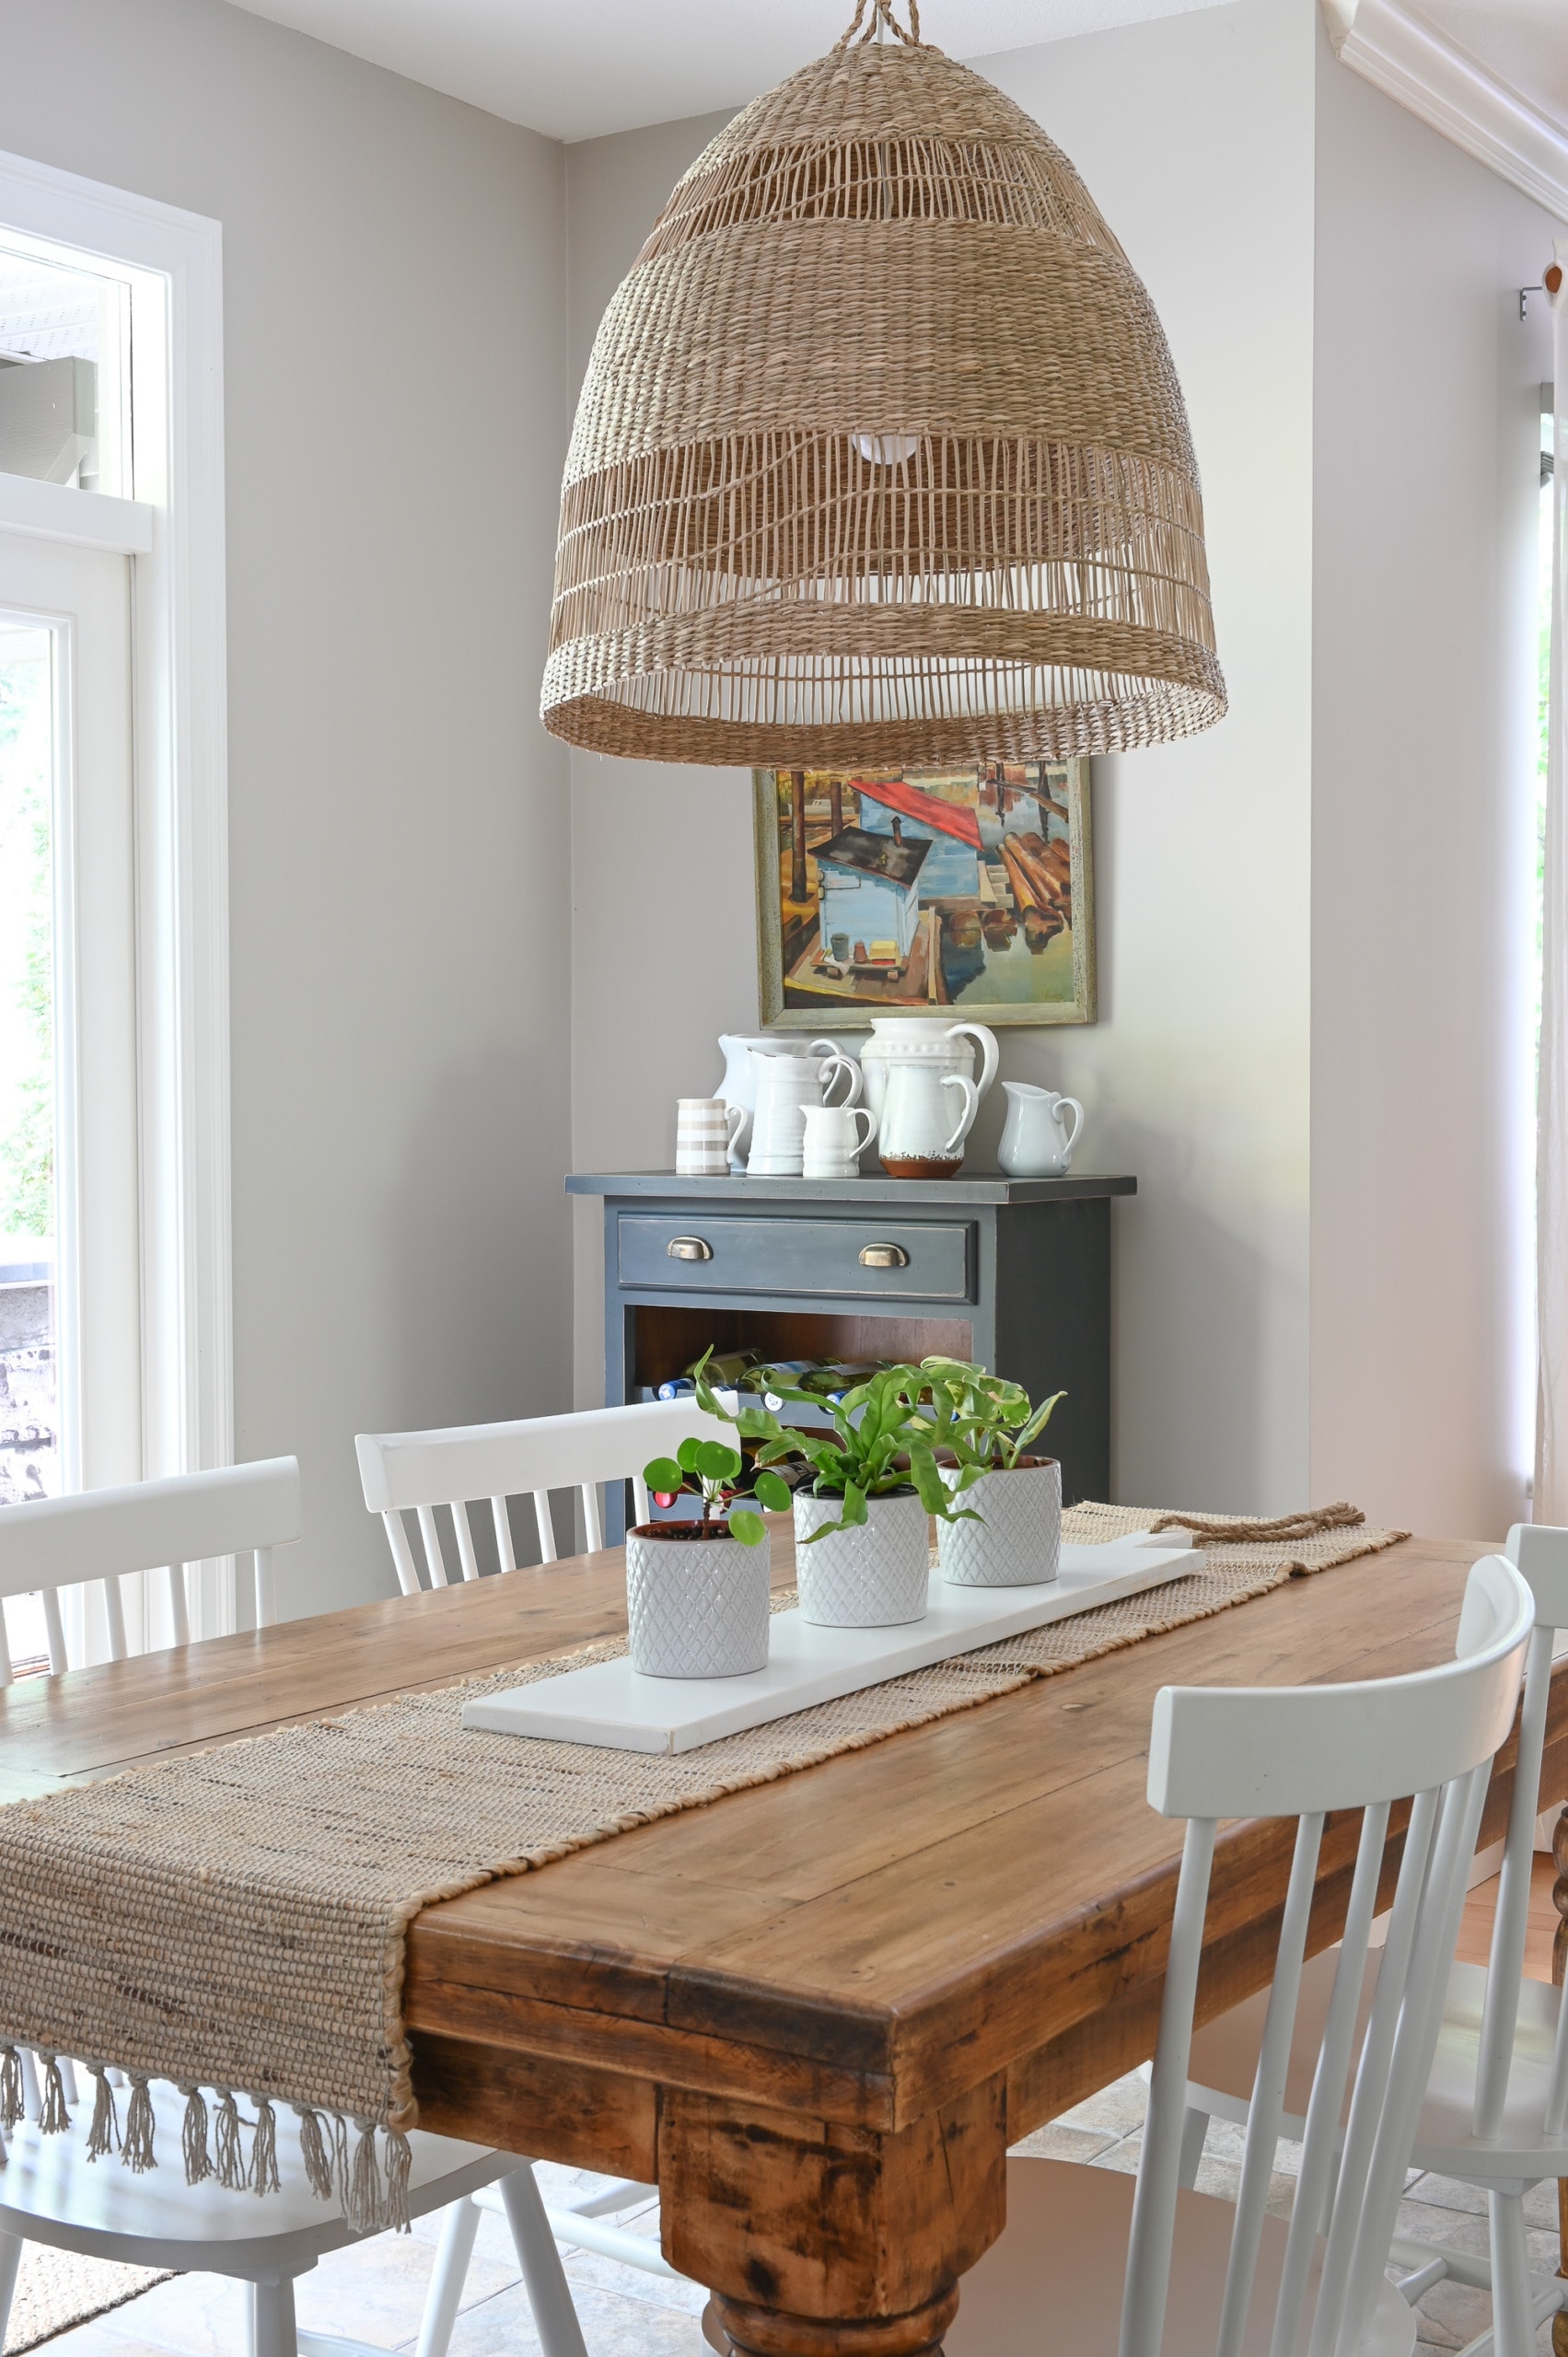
[931, 1551, 1535, 2357]
[0, 1462, 594, 2357]
[0, 1456, 302, 1678]
[1179, 1521, 1568, 2357]
[354, 1396, 731, 2305]
[354, 1396, 729, 1594]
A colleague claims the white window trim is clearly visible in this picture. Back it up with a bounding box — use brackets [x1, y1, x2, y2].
[0, 146, 233, 1635]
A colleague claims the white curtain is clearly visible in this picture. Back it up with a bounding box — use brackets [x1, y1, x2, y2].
[1536, 244, 1568, 1522]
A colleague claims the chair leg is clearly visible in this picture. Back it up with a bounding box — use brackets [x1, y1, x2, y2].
[1178, 2105, 1208, 2191]
[1488, 2189, 1537, 2357]
[498, 2165, 590, 2357]
[253, 2275, 298, 2357]
[0, 2231, 23, 2348]
[414, 2196, 482, 2357]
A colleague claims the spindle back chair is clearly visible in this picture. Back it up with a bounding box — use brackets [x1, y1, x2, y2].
[946, 1551, 1535, 2357]
[354, 1399, 728, 1594]
[0, 1457, 302, 1682]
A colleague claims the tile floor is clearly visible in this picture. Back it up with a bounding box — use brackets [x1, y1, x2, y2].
[23, 2107, 1568, 2356]
[20, 1862, 1568, 2354]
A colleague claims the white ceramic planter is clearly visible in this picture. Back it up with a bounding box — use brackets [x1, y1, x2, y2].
[625, 1527, 771, 1678]
[937, 1459, 1062, 1586]
[794, 1490, 930, 1627]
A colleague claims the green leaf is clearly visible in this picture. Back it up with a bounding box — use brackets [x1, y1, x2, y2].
[726, 1508, 766, 1546]
[908, 1446, 950, 1515]
[841, 1480, 867, 1527]
[1013, 1390, 1066, 1455]
[644, 1456, 686, 1492]
[694, 1438, 743, 1482]
[752, 1469, 793, 1512]
[676, 1435, 704, 1473]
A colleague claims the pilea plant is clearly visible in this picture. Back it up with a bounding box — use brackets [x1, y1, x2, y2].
[916, 1358, 1065, 1496]
[641, 1434, 793, 1546]
[692, 1352, 976, 1542]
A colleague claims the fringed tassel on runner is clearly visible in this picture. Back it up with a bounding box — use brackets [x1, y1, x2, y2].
[38, 2055, 70, 2134]
[347, 2118, 380, 2234]
[180, 2084, 212, 2184]
[123, 2075, 156, 2174]
[384, 2129, 412, 2234]
[213, 2089, 245, 2191]
[0, 2048, 22, 2131]
[250, 2097, 280, 2195]
[295, 2105, 335, 2201]
[84, 2064, 119, 2161]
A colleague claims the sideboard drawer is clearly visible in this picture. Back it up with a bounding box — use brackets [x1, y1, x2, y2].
[616, 1213, 974, 1304]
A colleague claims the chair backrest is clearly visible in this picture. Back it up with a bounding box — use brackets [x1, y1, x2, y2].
[1124, 1550, 1533, 2357]
[1469, 1520, 1568, 2145]
[0, 1457, 303, 1681]
[354, 1399, 732, 1593]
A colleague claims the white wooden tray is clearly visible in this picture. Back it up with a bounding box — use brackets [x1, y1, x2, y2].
[461, 1530, 1202, 1756]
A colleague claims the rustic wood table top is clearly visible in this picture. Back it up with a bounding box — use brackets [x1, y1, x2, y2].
[2, 1527, 1555, 2357]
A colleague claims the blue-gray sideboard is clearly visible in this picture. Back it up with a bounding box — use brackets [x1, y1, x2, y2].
[566, 1169, 1136, 1541]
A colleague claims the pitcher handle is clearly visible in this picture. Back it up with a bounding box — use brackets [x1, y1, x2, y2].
[811, 1038, 863, 1109]
[940, 1074, 980, 1156]
[947, 1022, 999, 1100]
[725, 1102, 748, 1154]
[851, 1105, 878, 1158]
[1054, 1097, 1085, 1157]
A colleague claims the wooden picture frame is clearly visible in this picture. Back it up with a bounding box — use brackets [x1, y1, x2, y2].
[752, 760, 1096, 1031]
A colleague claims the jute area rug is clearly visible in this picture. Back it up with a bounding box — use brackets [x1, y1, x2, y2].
[3, 2248, 174, 2352]
[0, 1501, 1406, 2238]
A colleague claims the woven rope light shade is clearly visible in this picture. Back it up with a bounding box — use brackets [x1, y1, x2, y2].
[542, 0, 1226, 769]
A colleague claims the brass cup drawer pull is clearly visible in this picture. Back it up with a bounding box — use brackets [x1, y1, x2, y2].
[667, 1236, 714, 1262]
[859, 1242, 910, 1270]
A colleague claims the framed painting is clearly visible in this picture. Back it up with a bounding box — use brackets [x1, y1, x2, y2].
[753, 760, 1096, 1030]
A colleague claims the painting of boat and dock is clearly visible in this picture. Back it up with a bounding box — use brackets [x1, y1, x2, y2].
[752, 759, 1096, 1030]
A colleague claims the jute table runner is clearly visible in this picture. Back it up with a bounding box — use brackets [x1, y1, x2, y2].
[0, 1501, 1404, 2230]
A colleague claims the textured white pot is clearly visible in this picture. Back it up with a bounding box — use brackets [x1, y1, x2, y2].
[938, 1459, 1062, 1586]
[794, 1490, 930, 1627]
[625, 1527, 771, 1678]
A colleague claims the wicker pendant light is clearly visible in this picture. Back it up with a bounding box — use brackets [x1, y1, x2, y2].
[542, 0, 1225, 768]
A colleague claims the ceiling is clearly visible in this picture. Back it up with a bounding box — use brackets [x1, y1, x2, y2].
[1416, 0, 1568, 134]
[220, 0, 1234, 143]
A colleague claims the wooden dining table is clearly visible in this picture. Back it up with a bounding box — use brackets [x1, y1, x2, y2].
[4, 1525, 1564, 2357]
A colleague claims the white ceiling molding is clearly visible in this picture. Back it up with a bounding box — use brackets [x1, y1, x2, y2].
[1322, 0, 1568, 224]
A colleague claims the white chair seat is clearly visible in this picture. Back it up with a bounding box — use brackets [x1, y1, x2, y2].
[946, 2157, 1415, 2356]
[1190, 1950, 1568, 2182]
[0, 2084, 505, 2274]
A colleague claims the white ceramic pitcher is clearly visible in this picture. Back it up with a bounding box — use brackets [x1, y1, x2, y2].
[718, 1034, 866, 1171]
[858, 1017, 999, 1122]
[749, 1044, 863, 1175]
[877, 1062, 980, 1178]
[996, 1081, 1085, 1178]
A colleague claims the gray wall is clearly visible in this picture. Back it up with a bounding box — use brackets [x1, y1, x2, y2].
[1307, 23, 1554, 1534]
[0, 0, 575, 1614]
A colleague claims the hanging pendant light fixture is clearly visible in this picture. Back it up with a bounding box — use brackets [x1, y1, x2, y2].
[542, 0, 1225, 768]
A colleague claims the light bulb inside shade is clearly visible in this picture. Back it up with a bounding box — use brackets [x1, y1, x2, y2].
[854, 433, 921, 466]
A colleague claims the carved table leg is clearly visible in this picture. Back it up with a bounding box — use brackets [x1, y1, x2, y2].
[659, 2075, 1007, 2357]
[1554, 1809, 1568, 2357]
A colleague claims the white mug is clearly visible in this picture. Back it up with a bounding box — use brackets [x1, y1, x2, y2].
[676, 1097, 744, 1178]
[801, 1102, 878, 1178]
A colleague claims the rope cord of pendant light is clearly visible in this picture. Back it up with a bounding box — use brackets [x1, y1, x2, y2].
[834, 0, 923, 52]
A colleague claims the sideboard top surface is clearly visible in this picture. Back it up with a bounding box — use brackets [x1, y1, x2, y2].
[566, 1170, 1137, 1207]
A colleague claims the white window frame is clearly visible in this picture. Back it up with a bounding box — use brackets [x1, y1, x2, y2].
[0, 147, 232, 1635]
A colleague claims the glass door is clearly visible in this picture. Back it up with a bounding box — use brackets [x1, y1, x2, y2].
[0, 529, 139, 1666]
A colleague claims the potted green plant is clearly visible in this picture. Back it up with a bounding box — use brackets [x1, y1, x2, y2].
[628, 1437, 793, 1678]
[917, 1358, 1065, 1587]
[694, 1356, 968, 1629]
